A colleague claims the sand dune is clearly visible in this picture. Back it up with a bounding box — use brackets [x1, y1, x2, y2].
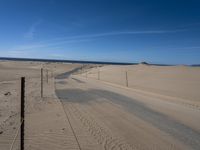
[84, 64, 200, 106]
[0, 61, 200, 150]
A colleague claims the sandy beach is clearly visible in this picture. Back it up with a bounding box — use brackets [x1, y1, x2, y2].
[0, 61, 200, 150]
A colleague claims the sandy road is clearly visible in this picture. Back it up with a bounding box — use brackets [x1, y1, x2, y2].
[55, 71, 200, 150]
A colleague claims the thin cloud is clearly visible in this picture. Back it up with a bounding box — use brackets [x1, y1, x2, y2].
[9, 29, 186, 58]
[74, 30, 184, 38]
[5, 49, 35, 57]
[145, 46, 200, 53]
[9, 38, 93, 53]
[46, 29, 185, 42]
[174, 46, 200, 50]
[24, 20, 42, 39]
[154, 46, 200, 50]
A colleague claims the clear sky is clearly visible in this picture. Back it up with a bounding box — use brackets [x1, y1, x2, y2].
[0, 0, 200, 64]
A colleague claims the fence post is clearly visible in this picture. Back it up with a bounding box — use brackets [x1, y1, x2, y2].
[125, 71, 128, 87]
[41, 68, 43, 98]
[81, 65, 84, 76]
[20, 77, 25, 150]
[98, 70, 100, 80]
[51, 70, 53, 78]
[46, 69, 48, 83]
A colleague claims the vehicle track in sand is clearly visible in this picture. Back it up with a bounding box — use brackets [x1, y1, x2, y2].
[57, 77, 135, 150]
[55, 70, 200, 150]
[61, 101, 135, 150]
[56, 77, 180, 150]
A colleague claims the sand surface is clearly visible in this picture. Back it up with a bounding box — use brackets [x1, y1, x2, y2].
[0, 61, 200, 150]
[83, 64, 200, 107]
[0, 61, 81, 150]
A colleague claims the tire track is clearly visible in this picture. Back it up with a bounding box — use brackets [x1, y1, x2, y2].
[60, 100, 82, 150]
[66, 103, 135, 150]
[57, 77, 189, 150]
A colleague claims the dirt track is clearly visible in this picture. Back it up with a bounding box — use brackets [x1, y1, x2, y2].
[55, 73, 200, 150]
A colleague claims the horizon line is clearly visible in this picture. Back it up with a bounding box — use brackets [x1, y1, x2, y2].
[1, 56, 198, 66]
[0, 56, 135, 65]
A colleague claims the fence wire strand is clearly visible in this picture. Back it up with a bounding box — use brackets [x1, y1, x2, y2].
[9, 119, 23, 150]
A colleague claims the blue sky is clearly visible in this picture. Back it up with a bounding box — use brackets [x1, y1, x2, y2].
[0, 0, 200, 64]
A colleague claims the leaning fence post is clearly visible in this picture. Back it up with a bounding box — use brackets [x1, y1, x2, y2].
[20, 77, 25, 150]
[125, 71, 128, 87]
[41, 68, 43, 98]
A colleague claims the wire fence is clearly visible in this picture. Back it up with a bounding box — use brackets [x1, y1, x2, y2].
[79, 67, 130, 87]
[0, 68, 53, 150]
[0, 79, 21, 150]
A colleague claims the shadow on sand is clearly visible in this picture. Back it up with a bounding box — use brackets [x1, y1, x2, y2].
[56, 88, 200, 150]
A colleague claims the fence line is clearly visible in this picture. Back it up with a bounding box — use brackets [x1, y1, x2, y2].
[1, 68, 53, 150]
[80, 68, 131, 88]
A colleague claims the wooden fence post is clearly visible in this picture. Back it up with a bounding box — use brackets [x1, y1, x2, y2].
[20, 77, 25, 150]
[125, 71, 128, 87]
[41, 68, 43, 98]
[51, 70, 53, 78]
[46, 69, 48, 83]
[98, 70, 100, 80]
